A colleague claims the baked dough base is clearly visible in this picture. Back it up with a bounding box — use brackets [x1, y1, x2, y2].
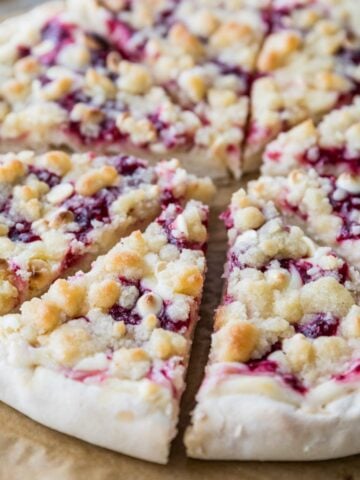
[185, 390, 360, 460]
[0, 356, 177, 463]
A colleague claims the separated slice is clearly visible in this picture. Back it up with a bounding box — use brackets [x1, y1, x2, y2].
[0, 200, 209, 463]
[244, 1, 360, 171]
[186, 189, 360, 460]
[262, 98, 360, 177]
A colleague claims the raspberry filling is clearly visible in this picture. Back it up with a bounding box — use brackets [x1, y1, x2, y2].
[29, 166, 61, 188]
[248, 359, 307, 394]
[109, 295, 191, 333]
[147, 112, 194, 150]
[246, 122, 273, 145]
[327, 179, 360, 241]
[57, 90, 90, 112]
[153, 2, 177, 30]
[86, 33, 114, 68]
[39, 18, 75, 65]
[108, 278, 142, 325]
[301, 147, 360, 175]
[261, 4, 303, 33]
[158, 300, 192, 333]
[67, 117, 124, 145]
[211, 61, 254, 94]
[17, 45, 32, 58]
[0, 194, 41, 244]
[65, 368, 108, 383]
[62, 187, 120, 242]
[108, 278, 192, 333]
[296, 313, 339, 339]
[334, 360, 360, 383]
[107, 18, 145, 61]
[228, 253, 349, 285]
[280, 258, 349, 285]
[279, 196, 308, 221]
[56, 91, 126, 146]
[60, 249, 84, 271]
[109, 301, 191, 333]
[220, 208, 234, 229]
[157, 204, 207, 251]
[8, 221, 41, 243]
[147, 359, 184, 397]
[109, 303, 142, 325]
[109, 154, 147, 176]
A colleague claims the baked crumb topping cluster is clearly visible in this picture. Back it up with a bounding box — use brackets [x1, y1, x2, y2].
[201, 189, 360, 407]
[0, 150, 214, 316]
[0, 201, 209, 399]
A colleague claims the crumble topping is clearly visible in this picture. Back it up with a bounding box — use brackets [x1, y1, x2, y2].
[262, 97, 360, 177]
[0, 150, 214, 315]
[250, 168, 360, 268]
[244, 0, 360, 171]
[0, 201, 209, 400]
[0, 1, 270, 178]
[201, 189, 360, 408]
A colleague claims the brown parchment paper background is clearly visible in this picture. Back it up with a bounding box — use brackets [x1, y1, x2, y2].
[1, 1, 360, 478]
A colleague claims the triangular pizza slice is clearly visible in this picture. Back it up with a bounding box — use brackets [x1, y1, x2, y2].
[243, 0, 360, 172]
[249, 98, 360, 267]
[262, 97, 360, 177]
[186, 189, 360, 460]
[0, 150, 214, 315]
[0, 200, 209, 463]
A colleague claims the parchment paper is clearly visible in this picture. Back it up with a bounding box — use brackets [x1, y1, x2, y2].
[0, 1, 360, 478]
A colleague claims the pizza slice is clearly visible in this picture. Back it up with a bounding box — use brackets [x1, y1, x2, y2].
[0, 200, 209, 463]
[0, 1, 268, 179]
[262, 97, 360, 177]
[185, 189, 360, 460]
[249, 169, 360, 270]
[243, 0, 360, 172]
[249, 96, 360, 266]
[0, 149, 214, 315]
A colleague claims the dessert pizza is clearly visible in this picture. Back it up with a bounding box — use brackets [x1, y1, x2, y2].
[0, 1, 270, 179]
[185, 189, 360, 460]
[0, 200, 209, 463]
[0, 149, 214, 316]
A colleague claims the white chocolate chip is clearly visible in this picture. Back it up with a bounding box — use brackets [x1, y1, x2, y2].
[136, 292, 163, 318]
[46, 183, 74, 204]
[336, 173, 360, 194]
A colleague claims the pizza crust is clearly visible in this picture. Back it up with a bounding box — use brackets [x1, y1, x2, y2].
[185, 390, 360, 460]
[0, 356, 177, 463]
